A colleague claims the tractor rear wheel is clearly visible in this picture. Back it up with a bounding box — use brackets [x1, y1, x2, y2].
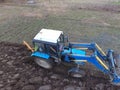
[34, 57, 53, 69]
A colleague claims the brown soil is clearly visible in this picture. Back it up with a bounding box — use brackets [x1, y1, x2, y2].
[0, 42, 120, 90]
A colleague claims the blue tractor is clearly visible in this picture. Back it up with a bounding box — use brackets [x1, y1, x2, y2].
[24, 29, 120, 85]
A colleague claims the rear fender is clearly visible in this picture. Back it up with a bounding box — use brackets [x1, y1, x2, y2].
[31, 51, 50, 59]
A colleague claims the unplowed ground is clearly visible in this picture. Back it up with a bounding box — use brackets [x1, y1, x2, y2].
[0, 42, 120, 90]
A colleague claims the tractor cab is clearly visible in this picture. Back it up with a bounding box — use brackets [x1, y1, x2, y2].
[32, 29, 68, 59]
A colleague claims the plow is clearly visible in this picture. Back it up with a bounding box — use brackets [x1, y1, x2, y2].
[23, 29, 120, 85]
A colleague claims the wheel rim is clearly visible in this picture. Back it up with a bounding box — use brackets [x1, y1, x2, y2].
[35, 58, 52, 69]
[69, 69, 85, 78]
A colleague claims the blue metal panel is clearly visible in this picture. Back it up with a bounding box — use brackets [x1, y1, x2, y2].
[62, 48, 86, 55]
[64, 55, 70, 62]
[72, 48, 86, 55]
[92, 43, 106, 60]
[31, 51, 50, 59]
[70, 54, 109, 73]
[95, 50, 106, 60]
[69, 42, 107, 60]
[62, 48, 86, 62]
[62, 48, 71, 54]
[112, 76, 120, 84]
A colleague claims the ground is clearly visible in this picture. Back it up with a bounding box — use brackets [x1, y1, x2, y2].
[0, 42, 120, 90]
[0, 0, 120, 90]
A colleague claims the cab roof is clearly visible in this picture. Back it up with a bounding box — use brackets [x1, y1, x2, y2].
[33, 29, 63, 43]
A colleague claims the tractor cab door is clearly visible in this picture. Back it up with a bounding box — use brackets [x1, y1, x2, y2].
[45, 44, 57, 56]
[34, 42, 46, 53]
[34, 42, 57, 55]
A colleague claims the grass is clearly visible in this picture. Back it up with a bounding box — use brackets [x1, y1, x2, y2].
[0, 1, 120, 52]
[111, 1, 120, 5]
[0, 13, 120, 51]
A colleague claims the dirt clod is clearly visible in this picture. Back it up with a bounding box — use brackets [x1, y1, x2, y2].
[95, 83, 104, 90]
[38, 85, 52, 90]
[0, 71, 3, 75]
[29, 76, 42, 84]
[22, 85, 35, 90]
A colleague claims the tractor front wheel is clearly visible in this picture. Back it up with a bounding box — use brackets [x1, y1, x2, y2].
[34, 57, 53, 69]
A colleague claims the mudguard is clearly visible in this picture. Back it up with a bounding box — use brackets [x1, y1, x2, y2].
[31, 51, 50, 59]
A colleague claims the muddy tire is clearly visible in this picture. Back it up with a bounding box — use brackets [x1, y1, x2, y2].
[69, 69, 85, 78]
[34, 57, 53, 69]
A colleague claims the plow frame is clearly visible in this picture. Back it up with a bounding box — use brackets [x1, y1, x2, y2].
[67, 42, 120, 84]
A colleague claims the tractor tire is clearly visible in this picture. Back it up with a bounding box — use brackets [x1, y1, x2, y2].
[68, 69, 85, 78]
[34, 57, 53, 69]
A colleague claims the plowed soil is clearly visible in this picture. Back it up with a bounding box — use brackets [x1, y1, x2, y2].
[0, 42, 120, 90]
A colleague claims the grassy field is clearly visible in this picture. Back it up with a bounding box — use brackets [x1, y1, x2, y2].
[0, 0, 120, 53]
